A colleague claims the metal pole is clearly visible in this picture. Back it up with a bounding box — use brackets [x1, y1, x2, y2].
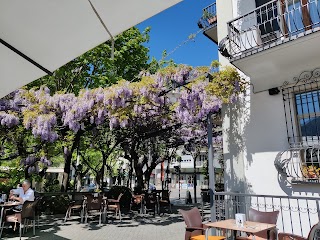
[88, 0, 114, 60]
[193, 154, 197, 203]
[178, 170, 181, 200]
[207, 113, 216, 227]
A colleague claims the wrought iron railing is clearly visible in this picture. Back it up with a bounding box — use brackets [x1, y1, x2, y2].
[223, 0, 320, 60]
[202, 191, 320, 237]
[275, 143, 320, 183]
[198, 3, 217, 29]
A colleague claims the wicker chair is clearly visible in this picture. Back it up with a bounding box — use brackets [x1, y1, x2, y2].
[84, 195, 105, 225]
[237, 208, 279, 240]
[0, 200, 39, 240]
[64, 194, 85, 223]
[131, 194, 145, 214]
[107, 193, 123, 221]
[144, 192, 158, 216]
[159, 190, 172, 214]
[180, 207, 225, 240]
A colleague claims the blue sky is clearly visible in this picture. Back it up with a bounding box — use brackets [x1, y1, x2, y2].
[137, 0, 218, 67]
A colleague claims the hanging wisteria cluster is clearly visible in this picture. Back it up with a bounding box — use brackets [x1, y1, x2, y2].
[20, 155, 52, 174]
[0, 64, 243, 172]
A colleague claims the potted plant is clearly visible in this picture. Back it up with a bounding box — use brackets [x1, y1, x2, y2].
[302, 165, 320, 179]
[203, 10, 217, 25]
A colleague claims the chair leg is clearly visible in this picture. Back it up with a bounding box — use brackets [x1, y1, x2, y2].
[80, 208, 84, 223]
[85, 211, 88, 224]
[23, 219, 27, 234]
[0, 221, 5, 238]
[103, 207, 107, 223]
[19, 222, 22, 240]
[64, 208, 70, 223]
[201, 201, 204, 220]
[119, 209, 122, 222]
[33, 220, 35, 236]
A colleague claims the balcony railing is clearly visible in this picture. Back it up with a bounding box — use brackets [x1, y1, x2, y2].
[201, 191, 320, 236]
[198, 3, 217, 29]
[275, 144, 320, 184]
[223, 0, 320, 60]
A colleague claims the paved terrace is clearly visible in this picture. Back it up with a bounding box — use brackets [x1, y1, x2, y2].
[3, 188, 204, 240]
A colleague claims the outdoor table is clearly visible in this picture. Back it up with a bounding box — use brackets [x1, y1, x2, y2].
[204, 219, 276, 240]
[0, 202, 22, 227]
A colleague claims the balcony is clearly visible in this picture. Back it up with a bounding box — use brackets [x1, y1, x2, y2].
[275, 144, 320, 185]
[198, 3, 218, 43]
[220, 0, 320, 92]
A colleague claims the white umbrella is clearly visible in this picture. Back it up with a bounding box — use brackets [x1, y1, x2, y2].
[0, 0, 182, 98]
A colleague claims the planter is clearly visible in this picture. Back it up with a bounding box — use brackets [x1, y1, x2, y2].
[302, 165, 320, 179]
[207, 16, 217, 25]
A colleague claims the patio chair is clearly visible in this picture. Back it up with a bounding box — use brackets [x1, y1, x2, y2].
[131, 194, 145, 214]
[64, 194, 85, 223]
[107, 193, 123, 221]
[159, 190, 172, 214]
[278, 222, 320, 240]
[180, 207, 225, 240]
[84, 195, 105, 225]
[0, 200, 39, 240]
[200, 189, 210, 220]
[144, 192, 158, 216]
[237, 208, 279, 240]
[34, 196, 43, 228]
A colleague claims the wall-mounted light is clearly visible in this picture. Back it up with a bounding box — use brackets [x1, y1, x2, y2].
[268, 87, 280, 95]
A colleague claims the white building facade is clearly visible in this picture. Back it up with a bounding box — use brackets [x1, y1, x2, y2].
[199, 0, 320, 236]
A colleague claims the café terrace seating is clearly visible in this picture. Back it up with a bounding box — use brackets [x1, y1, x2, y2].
[180, 207, 226, 240]
[0, 199, 40, 240]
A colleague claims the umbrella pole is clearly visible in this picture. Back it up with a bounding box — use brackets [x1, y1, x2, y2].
[87, 0, 115, 60]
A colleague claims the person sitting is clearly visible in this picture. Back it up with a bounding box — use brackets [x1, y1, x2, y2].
[9, 179, 34, 204]
[6, 180, 34, 232]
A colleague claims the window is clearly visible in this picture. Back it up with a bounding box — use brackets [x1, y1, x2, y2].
[295, 90, 320, 143]
[282, 73, 320, 145]
[282, 70, 320, 181]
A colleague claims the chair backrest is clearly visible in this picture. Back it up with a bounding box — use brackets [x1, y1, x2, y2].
[21, 200, 38, 219]
[132, 194, 143, 204]
[308, 222, 320, 240]
[74, 193, 84, 202]
[248, 208, 279, 224]
[180, 207, 203, 228]
[117, 193, 123, 201]
[144, 192, 157, 208]
[34, 196, 43, 216]
[161, 190, 170, 201]
[86, 195, 103, 211]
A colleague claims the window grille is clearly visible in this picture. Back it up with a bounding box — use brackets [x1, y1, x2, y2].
[281, 68, 320, 181]
[282, 68, 320, 146]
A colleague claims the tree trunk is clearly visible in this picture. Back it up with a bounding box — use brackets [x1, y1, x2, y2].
[61, 152, 72, 192]
[61, 130, 83, 192]
[99, 154, 107, 187]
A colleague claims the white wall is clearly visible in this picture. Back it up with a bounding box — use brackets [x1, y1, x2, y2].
[215, 0, 320, 236]
[218, 0, 320, 198]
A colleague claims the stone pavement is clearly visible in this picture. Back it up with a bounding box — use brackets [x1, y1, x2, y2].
[2, 187, 205, 240]
[1, 213, 184, 240]
[2, 204, 196, 240]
